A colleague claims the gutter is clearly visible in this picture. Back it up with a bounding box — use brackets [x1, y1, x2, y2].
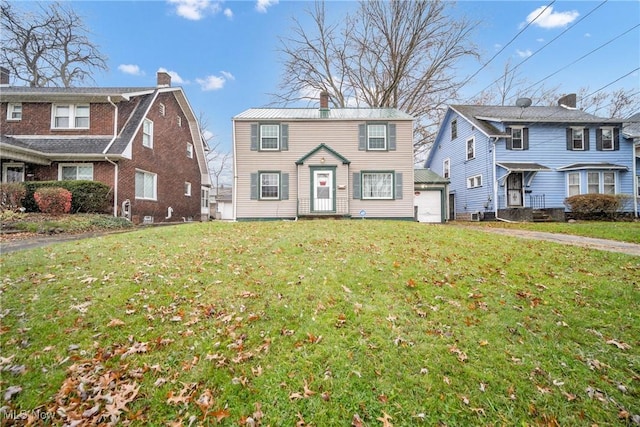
[232, 119, 237, 221]
[103, 96, 119, 217]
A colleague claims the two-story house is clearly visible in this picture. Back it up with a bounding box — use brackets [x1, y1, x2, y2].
[425, 94, 634, 221]
[232, 93, 414, 220]
[0, 69, 211, 223]
[623, 112, 640, 217]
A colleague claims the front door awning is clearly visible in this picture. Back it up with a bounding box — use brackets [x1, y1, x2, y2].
[497, 162, 550, 186]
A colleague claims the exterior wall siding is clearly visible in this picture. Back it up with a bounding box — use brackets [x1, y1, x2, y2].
[234, 118, 414, 220]
[427, 109, 634, 217]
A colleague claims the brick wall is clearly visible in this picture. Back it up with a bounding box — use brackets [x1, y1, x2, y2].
[1, 102, 115, 135]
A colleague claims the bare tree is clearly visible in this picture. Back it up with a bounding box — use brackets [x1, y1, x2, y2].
[198, 112, 233, 193]
[274, 0, 478, 158]
[1, 1, 108, 87]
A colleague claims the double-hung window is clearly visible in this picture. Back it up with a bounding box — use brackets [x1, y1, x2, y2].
[451, 119, 457, 140]
[260, 124, 280, 150]
[467, 175, 482, 189]
[362, 172, 393, 199]
[60, 164, 93, 181]
[600, 128, 613, 150]
[603, 172, 615, 194]
[53, 104, 89, 129]
[511, 128, 523, 149]
[587, 172, 599, 194]
[367, 124, 387, 150]
[443, 158, 450, 179]
[143, 119, 153, 148]
[567, 172, 580, 196]
[7, 103, 22, 120]
[568, 128, 587, 150]
[587, 171, 616, 194]
[135, 170, 157, 200]
[260, 172, 280, 199]
[466, 137, 475, 160]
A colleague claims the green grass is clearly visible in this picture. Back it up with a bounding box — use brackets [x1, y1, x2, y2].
[1, 212, 133, 234]
[469, 220, 640, 244]
[1, 221, 638, 425]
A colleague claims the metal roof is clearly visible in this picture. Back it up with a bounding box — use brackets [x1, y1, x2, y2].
[414, 168, 448, 184]
[233, 108, 413, 121]
[623, 112, 640, 139]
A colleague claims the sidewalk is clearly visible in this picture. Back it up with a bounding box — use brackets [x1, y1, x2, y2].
[461, 226, 640, 256]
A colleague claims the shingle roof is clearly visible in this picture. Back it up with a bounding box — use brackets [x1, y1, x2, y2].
[234, 108, 413, 121]
[623, 112, 640, 139]
[557, 162, 628, 171]
[414, 169, 448, 184]
[2, 135, 112, 155]
[451, 105, 620, 138]
[0, 86, 155, 96]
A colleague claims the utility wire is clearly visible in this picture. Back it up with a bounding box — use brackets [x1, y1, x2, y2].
[465, 0, 609, 102]
[458, 1, 556, 92]
[510, 23, 640, 104]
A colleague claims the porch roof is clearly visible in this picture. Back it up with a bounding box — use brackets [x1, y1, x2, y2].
[497, 162, 551, 172]
[557, 162, 629, 171]
[295, 143, 350, 165]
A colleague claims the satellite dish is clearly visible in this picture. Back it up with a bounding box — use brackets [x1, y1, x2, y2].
[516, 97, 532, 108]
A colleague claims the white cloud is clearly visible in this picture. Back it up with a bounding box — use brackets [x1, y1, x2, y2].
[167, 0, 222, 20]
[223, 8, 233, 19]
[196, 71, 235, 91]
[516, 49, 533, 58]
[118, 64, 144, 76]
[524, 6, 579, 29]
[255, 0, 278, 13]
[158, 67, 187, 84]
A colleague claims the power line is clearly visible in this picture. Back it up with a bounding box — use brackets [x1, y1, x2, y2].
[458, 1, 556, 92]
[464, 0, 609, 102]
[512, 23, 640, 103]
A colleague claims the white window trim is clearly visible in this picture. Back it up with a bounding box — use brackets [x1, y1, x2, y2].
[467, 174, 482, 189]
[51, 104, 90, 130]
[601, 127, 614, 151]
[135, 169, 157, 200]
[361, 171, 394, 200]
[187, 143, 194, 159]
[571, 127, 585, 151]
[7, 103, 22, 121]
[443, 158, 450, 179]
[260, 124, 280, 151]
[185, 182, 192, 197]
[466, 137, 475, 160]
[367, 124, 387, 151]
[58, 163, 94, 181]
[511, 126, 524, 150]
[2, 162, 25, 182]
[143, 119, 154, 148]
[259, 172, 280, 200]
[567, 172, 581, 196]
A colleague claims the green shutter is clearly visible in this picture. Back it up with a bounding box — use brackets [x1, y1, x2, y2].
[250, 173, 258, 199]
[281, 173, 289, 200]
[522, 128, 529, 150]
[281, 124, 289, 151]
[505, 127, 512, 150]
[395, 172, 403, 200]
[250, 124, 258, 151]
[388, 124, 396, 150]
[584, 128, 590, 151]
[353, 172, 361, 199]
[358, 124, 366, 151]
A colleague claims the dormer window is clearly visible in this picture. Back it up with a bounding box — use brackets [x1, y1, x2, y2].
[52, 104, 89, 129]
[7, 103, 22, 120]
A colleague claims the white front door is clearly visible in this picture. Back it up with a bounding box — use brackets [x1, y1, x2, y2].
[313, 170, 333, 212]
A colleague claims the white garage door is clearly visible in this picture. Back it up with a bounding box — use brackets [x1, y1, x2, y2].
[415, 191, 442, 223]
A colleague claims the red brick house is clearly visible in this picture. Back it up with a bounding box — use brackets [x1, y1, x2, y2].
[0, 69, 211, 223]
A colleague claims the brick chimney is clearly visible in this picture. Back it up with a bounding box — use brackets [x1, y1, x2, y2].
[0, 67, 9, 86]
[319, 91, 330, 118]
[558, 93, 576, 109]
[157, 71, 171, 87]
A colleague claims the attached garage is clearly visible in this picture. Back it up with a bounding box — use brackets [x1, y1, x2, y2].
[414, 169, 449, 223]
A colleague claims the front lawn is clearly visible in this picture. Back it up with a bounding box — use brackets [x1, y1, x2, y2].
[1, 221, 638, 425]
[469, 220, 640, 244]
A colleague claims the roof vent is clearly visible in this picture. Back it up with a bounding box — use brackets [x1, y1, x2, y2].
[557, 93, 577, 109]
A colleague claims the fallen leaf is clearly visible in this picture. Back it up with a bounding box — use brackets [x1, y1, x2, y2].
[107, 318, 125, 327]
[4, 385, 21, 401]
[377, 411, 393, 427]
[352, 413, 364, 427]
[606, 339, 631, 350]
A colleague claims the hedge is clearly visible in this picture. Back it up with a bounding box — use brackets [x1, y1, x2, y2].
[563, 193, 631, 220]
[22, 181, 112, 213]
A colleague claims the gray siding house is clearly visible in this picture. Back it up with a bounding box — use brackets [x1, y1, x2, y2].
[232, 94, 414, 220]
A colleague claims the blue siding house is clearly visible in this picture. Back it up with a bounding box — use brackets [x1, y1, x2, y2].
[425, 95, 635, 221]
[623, 112, 640, 216]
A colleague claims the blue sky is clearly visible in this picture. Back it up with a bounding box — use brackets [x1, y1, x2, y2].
[25, 1, 640, 157]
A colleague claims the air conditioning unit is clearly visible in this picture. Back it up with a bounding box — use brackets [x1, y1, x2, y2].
[470, 212, 481, 222]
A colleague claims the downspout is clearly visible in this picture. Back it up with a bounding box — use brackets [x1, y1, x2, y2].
[232, 119, 238, 221]
[103, 96, 119, 217]
[492, 136, 515, 223]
